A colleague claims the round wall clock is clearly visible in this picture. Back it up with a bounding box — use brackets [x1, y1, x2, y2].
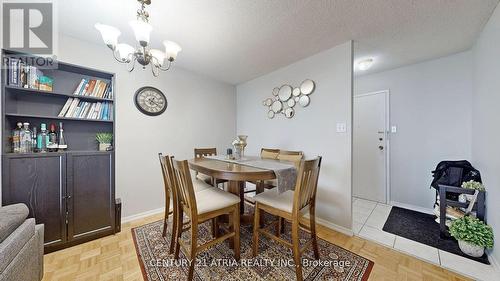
[134, 86, 168, 116]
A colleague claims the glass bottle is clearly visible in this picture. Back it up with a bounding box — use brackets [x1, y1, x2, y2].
[32, 126, 38, 153]
[12, 122, 22, 153]
[58, 122, 67, 151]
[47, 123, 58, 152]
[21, 122, 33, 153]
[37, 123, 48, 153]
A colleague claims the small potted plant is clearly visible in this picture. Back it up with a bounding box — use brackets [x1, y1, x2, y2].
[449, 215, 494, 257]
[96, 133, 113, 151]
[459, 180, 485, 202]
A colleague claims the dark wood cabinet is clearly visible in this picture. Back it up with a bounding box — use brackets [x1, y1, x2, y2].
[67, 152, 115, 242]
[2, 154, 67, 247]
[1, 152, 115, 253]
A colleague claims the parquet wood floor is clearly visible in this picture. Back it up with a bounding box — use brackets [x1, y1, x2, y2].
[42, 213, 470, 281]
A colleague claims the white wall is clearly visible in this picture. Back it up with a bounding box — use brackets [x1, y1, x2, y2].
[236, 41, 353, 231]
[55, 35, 237, 218]
[355, 51, 474, 210]
[472, 3, 500, 265]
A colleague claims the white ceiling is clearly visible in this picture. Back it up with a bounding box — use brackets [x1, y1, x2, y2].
[59, 0, 499, 84]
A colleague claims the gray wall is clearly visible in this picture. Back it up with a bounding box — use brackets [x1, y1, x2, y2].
[55, 35, 237, 218]
[237, 42, 353, 232]
[472, 3, 500, 265]
[354, 51, 474, 210]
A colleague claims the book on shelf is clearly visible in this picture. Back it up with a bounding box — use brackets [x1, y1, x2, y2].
[58, 97, 113, 120]
[73, 78, 112, 99]
[5, 57, 53, 91]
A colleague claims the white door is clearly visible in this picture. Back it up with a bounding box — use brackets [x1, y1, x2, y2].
[353, 91, 388, 203]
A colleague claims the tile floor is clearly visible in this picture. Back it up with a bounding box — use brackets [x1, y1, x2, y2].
[352, 197, 500, 281]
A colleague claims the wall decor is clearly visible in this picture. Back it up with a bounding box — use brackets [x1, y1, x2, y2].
[134, 86, 168, 116]
[262, 79, 315, 119]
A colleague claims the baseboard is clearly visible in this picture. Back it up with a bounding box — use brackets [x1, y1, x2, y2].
[121, 207, 165, 224]
[315, 217, 354, 237]
[390, 201, 434, 215]
[488, 251, 500, 272]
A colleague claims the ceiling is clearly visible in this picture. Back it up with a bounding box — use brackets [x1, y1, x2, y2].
[59, 0, 499, 84]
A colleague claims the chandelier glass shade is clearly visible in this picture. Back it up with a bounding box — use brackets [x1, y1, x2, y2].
[95, 0, 181, 76]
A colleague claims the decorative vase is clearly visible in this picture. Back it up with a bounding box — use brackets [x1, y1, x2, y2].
[458, 240, 484, 257]
[99, 143, 111, 151]
[231, 135, 248, 159]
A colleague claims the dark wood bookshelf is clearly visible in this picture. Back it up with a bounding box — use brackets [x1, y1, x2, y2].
[5, 85, 114, 102]
[1, 49, 117, 253]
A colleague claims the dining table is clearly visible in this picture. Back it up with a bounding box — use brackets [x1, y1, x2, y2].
[188, 156, 297, 224]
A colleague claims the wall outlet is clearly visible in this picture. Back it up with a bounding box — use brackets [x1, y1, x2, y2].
[336, 122, 347, 133]
[391, 126, 397, 133]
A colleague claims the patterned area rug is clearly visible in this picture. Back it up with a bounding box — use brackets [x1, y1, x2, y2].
[132, 214, 373, 281]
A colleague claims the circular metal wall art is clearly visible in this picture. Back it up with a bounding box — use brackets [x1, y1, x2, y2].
[284, 107, 295, 118]
[300, 79, 315, 95]
[271, 100, 283, 113]
[263, 79, 315, 119]
[299, 95, 310, 107]
[278, 85, 292, 101]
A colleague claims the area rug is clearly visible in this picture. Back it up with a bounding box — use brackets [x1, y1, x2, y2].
[382, 206, 489, 264]
[132, 214, 373, 280]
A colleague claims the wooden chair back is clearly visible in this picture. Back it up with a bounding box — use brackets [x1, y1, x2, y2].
[194, 148, 217, 158]
[293, 157, 322, 213]
[159, 153, 173, 199]
[171, 159, 198, 217]
[278, 150, 304, 168]
[261, 148, 280, 159]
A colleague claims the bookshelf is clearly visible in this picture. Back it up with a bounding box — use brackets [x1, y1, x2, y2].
[1, 49, 115, 153]
[1, 49, 117, 253]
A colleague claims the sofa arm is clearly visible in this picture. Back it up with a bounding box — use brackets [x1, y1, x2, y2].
[35, 224, 44, 281]
[0, 219, 35, 274]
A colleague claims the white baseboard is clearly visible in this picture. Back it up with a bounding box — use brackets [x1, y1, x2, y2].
[488, 251, 500, 272]
[390, 201, 434, 215]
[315, 217, 354, 237]
[121, 207, 165, 224]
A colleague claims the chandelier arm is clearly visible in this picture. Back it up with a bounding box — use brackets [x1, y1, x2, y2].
[112, 49, 131, 64]
[157, 60, 172, 71]
[151, 64, 159, 77]
[127, 56, 137, 72]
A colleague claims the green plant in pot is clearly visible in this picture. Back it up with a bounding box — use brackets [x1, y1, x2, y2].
[449, 215, 494, 257]
[96, 133, 113, 151]
[459, 180, 485, 202]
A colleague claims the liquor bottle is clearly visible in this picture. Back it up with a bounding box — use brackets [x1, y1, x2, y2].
[47, 123, 58, 152]
[21, 122, 33, 153]
[58, 122, 67, 151]
[32, 127, 38, 152]
[12, 122, 22, 153]
[37, 123, 48, 153]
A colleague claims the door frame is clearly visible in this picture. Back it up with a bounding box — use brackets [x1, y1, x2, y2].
[353, 90, 391, 203]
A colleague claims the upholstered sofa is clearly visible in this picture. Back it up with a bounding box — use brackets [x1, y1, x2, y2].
[0, 203, 44, 281]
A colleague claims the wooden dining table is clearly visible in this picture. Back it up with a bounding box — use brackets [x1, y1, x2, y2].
[188, 156, 276, 223]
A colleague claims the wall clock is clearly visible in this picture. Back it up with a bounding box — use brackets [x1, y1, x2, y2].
[134, 86, 168, 116]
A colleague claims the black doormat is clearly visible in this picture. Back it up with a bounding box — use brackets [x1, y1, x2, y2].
[382, 206, 489, 264]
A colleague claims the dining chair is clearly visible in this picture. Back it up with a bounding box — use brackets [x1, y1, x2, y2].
[260, 148, 280, 159]
[252, 157, 322, 281]
[171, 158, 241, 281]
[194, 147, 227, 189]
[277, 150, 304, 168]
[158, 153, 212, 253]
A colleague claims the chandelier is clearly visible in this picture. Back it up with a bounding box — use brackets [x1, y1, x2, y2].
[95, 0, 181, 76]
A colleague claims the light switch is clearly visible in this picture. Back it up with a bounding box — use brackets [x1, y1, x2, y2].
[336, 122, 347, 133]
[391, 126, 397, 133]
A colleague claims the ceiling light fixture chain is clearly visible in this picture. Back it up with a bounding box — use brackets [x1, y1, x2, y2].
[95, 0, 181, 77]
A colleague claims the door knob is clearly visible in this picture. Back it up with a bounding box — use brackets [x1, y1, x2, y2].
[378, 145, 384, 150]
